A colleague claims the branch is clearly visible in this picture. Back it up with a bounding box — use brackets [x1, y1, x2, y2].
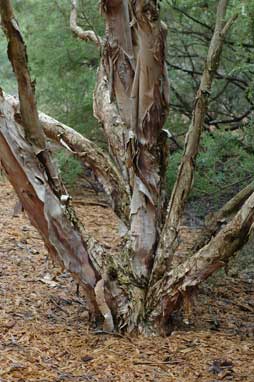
[221, 13, 239, 36]
[146, 187, 254, 332]
[70, 0, 102, 47]
[0, 1, 120, 326]
[0, 88, 102, 313]
[151, 0, 236, 283]
[1, 92, 130, 225]
[167, 62, 249, 89]
[208, 108, 253, 126]
[0, 0, 65, 197]
[192, 181, 254, 253]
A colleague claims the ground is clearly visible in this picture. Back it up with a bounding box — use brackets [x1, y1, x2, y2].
[0, 179, 254, 382]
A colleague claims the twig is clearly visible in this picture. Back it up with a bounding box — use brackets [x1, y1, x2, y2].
[70, 0, 102, 48]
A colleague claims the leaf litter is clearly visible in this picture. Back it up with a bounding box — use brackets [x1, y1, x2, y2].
[0, 179, 253, 382]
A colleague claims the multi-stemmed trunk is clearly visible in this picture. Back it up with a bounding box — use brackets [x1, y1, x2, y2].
[0, 0, 252, 335]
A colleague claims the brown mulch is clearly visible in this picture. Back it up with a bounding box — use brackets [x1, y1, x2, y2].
[0, 180, 253, 382]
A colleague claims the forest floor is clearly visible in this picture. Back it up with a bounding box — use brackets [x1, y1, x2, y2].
[0, 179, 254, 382]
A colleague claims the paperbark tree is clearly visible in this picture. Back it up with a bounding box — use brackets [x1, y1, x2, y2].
[0, 0, 253, 335]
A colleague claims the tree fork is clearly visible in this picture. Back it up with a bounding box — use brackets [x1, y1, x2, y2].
[145, 189, 254, 334]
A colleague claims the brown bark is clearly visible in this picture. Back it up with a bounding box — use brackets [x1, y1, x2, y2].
[1, 93, 130, 225]
[0, 90, 143, 332]
[0, 1, 114, 327]
[191, 181, 254, 253]
[97, 1, 169, 281]
[0, 96, 100, 312]
[128, 1, 170, 280]
[145, 189, 254, 334]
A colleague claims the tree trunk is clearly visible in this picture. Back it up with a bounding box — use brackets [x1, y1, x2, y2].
[1, 0, 249, 336]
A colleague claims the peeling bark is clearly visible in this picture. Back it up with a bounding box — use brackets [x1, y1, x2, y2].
[128, 1, 170, 280]
[95, 1, 170, 281]
[0, 107, 100, 312]
[146, 189, 254, 334]
[93, 64, 131, 187]
[1, 93, 130, 225]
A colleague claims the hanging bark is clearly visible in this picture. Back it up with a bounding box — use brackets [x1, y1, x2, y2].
[93, 0, 135, 184]
[127, 1, 170, 280]
[93, 1, 170, 281]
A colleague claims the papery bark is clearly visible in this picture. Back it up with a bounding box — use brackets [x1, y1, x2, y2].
[98, 1, 169, 281]
[0, 94, 100, 312]
[128, 1, 170, 280]
[145, 189, 254, 334]
[1, 93, 130, 225]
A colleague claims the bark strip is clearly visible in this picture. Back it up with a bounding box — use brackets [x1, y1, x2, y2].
[0, 109, 100, 312]
[127, 1, 169, 280]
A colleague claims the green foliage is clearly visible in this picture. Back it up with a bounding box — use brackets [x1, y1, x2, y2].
[167, 128, 254, 212]
[193, 131, 253, 197]
[0, 0, 102, 140]
[56, 150, 83, 187]
[162, 0, 254, 123]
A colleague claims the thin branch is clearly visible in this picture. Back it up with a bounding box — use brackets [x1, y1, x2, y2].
[208, 107, 253, 125]
[169, 3, 212, 31]
[70, 0, 102, 48]
[221, 13, 239, 36]
[167, 62, 249, 89]
[151, 0, 236, 284]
